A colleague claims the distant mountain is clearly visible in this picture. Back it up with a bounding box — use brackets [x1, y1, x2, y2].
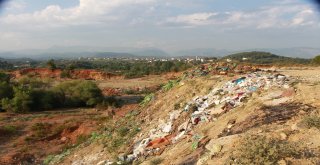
[1, 46, 319, 60]
[224, 51, 311, 64]
[175, 48, 230, 57]
[247, 47, 320, 59]
[132, 48, 169, 57]
[94, 52, 136, 58]
[0, 46, 170, 59]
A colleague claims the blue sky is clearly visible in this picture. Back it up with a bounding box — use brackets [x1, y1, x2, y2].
[0, 0, 319, 52]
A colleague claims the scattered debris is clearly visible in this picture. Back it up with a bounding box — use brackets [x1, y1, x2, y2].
[117, 71, 295, 163]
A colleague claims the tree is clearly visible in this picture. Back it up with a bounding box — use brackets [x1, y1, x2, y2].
[0, 72, 10, 82]
[46, 59, 57, 70]
[2, 86, 33, 113]
[53, 80, 103, 107]
[312, 55, 320, 65]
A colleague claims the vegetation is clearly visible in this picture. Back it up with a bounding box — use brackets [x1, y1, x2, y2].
[0, 59, 13, 70]
[54, 60, 194, 78]
[301, 115, 320, 130]
[150, 158, 164, 165]
[101, 110, 141, 155]
[223, 51, 311, 65]
[312, 55, 320, 65]
[140, 93, 155, 107]
[0, 73, 104, 113]
[227, 135, 299, 164]
[46, 59, 57, 70]
[0, 125, 18, 136]
[162, 79, 180, 91]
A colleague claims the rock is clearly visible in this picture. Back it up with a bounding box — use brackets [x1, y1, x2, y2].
[61, 137, 67, 142]
[96, 160, 106, 165]
[196, 153, 210, 165]
[205, 143, 222, 155]
[277, 159, 287, 165]
[291, 123, 299, 131]
[118, 153, 126, 162]
[280, 132, 287, 140]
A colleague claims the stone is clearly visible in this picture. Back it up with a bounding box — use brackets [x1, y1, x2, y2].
[205, 143, 222, 155]
[96, 160, 106, 165]
[280, 132, 287, 140]
[61, 137, 67, 142]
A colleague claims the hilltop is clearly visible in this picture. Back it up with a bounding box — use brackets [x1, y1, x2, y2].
[223, 51, 311, 65]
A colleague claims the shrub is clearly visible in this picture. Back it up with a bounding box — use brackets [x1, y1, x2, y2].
[312, 55, 320, 65]
[162, 80, 180, 91]
[301, 116, 320, 130]
[140, 93, 154, 107]
[227, 135, 299, 164]
[54, 80, 103, 107]
[0, 125, 18, 136]
[31, 122, 52, 139]
[150, 158, 164, 165]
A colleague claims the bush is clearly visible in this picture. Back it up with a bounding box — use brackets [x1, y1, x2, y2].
[150, 158, 164, 165]
[2, 86, 33, 113]
[140, 93, 154, 107]
[301, 116, 320, 130]
[31, 122, 52, 139]
[54, 80, 103, 107]
[312, 55, 320, 65]
[0, 125, 18, 136]
[162, 79, 180, 91]
[1, 79, 103, 113]
[227, 135, 299, 164]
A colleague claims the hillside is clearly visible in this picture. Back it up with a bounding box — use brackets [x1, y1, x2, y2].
[223, 51, 311, 65]
[45, 66, 320, 165]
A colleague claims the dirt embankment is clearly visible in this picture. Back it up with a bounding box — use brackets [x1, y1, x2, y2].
[10, 68, 122, 80]
[56, 67, 320, 165]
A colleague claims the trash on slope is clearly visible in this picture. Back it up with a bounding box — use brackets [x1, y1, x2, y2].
[122, 71, 292, 163]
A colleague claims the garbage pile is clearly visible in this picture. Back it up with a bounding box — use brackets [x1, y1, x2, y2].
[183, 63, 263, 78]
[118, 72, 291, 163]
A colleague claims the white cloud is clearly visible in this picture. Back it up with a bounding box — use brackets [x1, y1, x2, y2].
[163, 3, 318, 29]
[5, 0, 27, 11]
[1, 0, 156, 27]
[166, 12, 217, 26]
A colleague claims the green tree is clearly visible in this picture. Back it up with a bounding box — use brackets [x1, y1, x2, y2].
[312, 55, 320, 65]
[53, 81, 103, 107]
[46, 59, 57, 70]
[0, 72, 10, 82]
[2, 86, 33, 113]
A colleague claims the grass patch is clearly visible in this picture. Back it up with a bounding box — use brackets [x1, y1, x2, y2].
[139, 93, 154, 107]
[226, 135, 299, 164]
[301, 116, 320, 130]
[149, 158, 164, 165]
[0, 125, 18, 136]
[162, 79, 180, 91]
[30, 122, 52, 139]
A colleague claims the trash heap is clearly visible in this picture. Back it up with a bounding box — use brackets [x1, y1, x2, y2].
[120, 72, 290, 163]
[183, 63, 262, 78]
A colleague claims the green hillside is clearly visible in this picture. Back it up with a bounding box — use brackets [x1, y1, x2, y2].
[223, 51, 311, 64]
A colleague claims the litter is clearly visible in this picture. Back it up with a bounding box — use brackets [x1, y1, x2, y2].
[121, 71, 292, 162]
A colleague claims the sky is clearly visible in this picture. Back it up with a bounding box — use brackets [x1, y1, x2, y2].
[0, 0, 319, 52]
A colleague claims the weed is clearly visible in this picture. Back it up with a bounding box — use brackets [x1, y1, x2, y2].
[117, 127, 130, 137]
[162, 80, 180, 91]
[76, 134, 89, 145]
[1, 125, 18, 135]
[31, 122, 52, 139]
[150, 158, 164, 165]
[226, 135, 299, 164]
[301, 116, 320, 130]
[140, 93, 154, 107]
[43, 155, 54, 165]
